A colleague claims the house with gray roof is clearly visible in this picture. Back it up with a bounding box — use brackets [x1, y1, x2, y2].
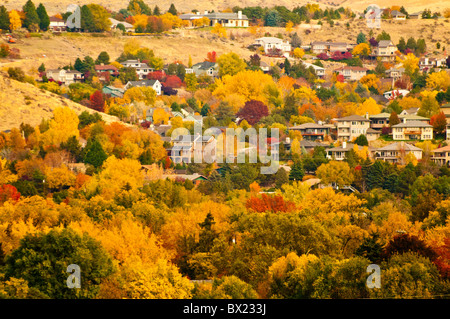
[288, 122, 330, 141]
[374, 142, 423, 164]
[186, 61, 218, 77]
[124, 79, 162, 95]
[180, 10, 249, 28]
[392, 121, 433, 140]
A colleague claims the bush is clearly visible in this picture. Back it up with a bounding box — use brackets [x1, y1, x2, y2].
[7, 67, 25, 82]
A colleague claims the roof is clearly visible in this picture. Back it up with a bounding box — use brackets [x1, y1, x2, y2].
[398, 114, 429, 121]
[172, 135, 213, 143]
[162, 173, 208, 181]
[369, 112, 391, 119]
[432, 145, 450, 152]
[378, 40, 394, 47]
[205, 12, 248, 20]
[126, 80, 159, 87]
[109, 18, 133, 28]
[392, 121, 432, 128]
[289, 123, 329, 130]
[401, 107, 419, 114]
[49, 16, 65, 22]
[299, 140, 329, 148]
[335, 66, 368, 72]
[255, 37, 286, 44]
[328, 143, 356, 152]
[192, 61, 216, 70]
[95, 64, 119, 71]
[366, 128, 381, 134]
[336, 114, 370, 122]
[376, 142, 422, 152]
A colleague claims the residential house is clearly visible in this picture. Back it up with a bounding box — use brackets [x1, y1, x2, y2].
[385, 67, 405, 80]
[124, 80, 162, 95]
[109, 18, 134, 32]
[121, 59, 154, 79]
[49, 16, 67, 32]
[162, 173, 208, 185]
[440, 103, 450, 122]
[398, 114, 429, 123]
[326, 142, 370, 160]
[409, 12, 423, 19]
[95, 64, 120, 77]
[310, 41, 349, 54]
[260, 61, 270, 73]
[399, 107, 419, 116]
[46, 69, 83, 85]
[370, 40, 397, 62]
[334, 66, 368, 81]
[431, 145, 450, 166]
[391, 121, 433, 140]
[283, 139, 328, 153]
[335, 114, 371, 141]
[391, 10, 406, 20]
[169, 135, 216, 164]
[383, 89, 410, 100]
[366, 128, 381, 141]
[302, 62, 325, 78]
[374, 142, 423, 164]
[288, 122, 330, 141]
[180, 11, 249, 28]
[369, 112, 390, 129]
[102, 86, 125, 98]
[253, 37, 292, 57]
[186, 61, 219, 77]
[419, 57, 446, 72]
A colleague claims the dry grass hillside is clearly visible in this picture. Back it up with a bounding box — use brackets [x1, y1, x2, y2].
[3, 0, 448, 15]
[0, 73, 121, 132]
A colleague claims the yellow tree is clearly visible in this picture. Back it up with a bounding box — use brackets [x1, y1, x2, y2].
[133, 14, 148, 30]
[397, 53, 419, 76]
[292, 48, 305, 59]
[123, 86, 157, 106]
[152, 108, 170, 125]
[45, 165, 76, 190]
[285, 21, 294, 33]
[211, 23, 227, 38]
[216, 52, 247, 77]
[9, 10, 22, 31]
[352, 43, 371, 57]
[356, 97, 382, 115]
[316, 161, 354, 187]
[426, 70, 450, 91]
[359, 74, 380, 91]
[41, 107, 79, 147]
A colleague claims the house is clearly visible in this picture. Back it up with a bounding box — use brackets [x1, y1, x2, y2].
[121, 59, 154, 79]
[334, 66, 368, 81]
[162, 173, 208, 185]
[374, 142, 423, 164]
[260, 61, 270, 73]
[109, 17, 134, 32]
[95, 64, 119, 77]
[253, 37, 292, 57]
[369, 112, 390, 129]
[370, 40, 397, 62]
[169, 134, 216, 164]
[180, 11, 249, 28]
[400, 108, 419, 116]
[187, 61, 218, 77]
[391, 121, 433, 140]
[102, 86, 125, 98]
[288, 122, 330, 141]
[419, 57, 446, 72]
[391, 10, 406, 20]
[366, 128, 381, 141]
[431, 145, 450, 166]
[335, 114, 371, 141]
[439, 103, 450, 122]
[385, 67, 405, 80]
[409, 12, 423, 19]
[302, 62, 325, 78]
[310, 41, 349, 54]
[46, 69, 83, 85]
[49, 16, 67, 32]
[124, 80, 162, 95]
[398, 114, 429, 123]
[326, 142, 370, 160]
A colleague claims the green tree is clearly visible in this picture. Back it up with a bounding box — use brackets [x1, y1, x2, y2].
[83, 138, 108, 169]
[36, 3, 50, 31]
[153, 5, 161, 16]
[274, 167, 289, 188]
[4, 228, 114, 298]
[376, 30, 391, 42]
[168, 3, 178, 16]
[80, 5, 95, 32]
[0, 5, 10, 31]
[356, 32, 366, 44]
[354, 134, 368, 146]
[95, 51, 110, 65]
[289, 161, 304, 181]
[265, 9, 282, 27]
[397, 37, 406, 52]
[119, 67, 139, 83]
[22, 0, 40, 31]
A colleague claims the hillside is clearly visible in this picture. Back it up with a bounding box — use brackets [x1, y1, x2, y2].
[0, 73, 121, 132]
[3, 0, 448, 15]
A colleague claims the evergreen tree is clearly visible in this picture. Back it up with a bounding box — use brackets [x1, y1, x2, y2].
[0, 5, 10, 31]
[283, 57, 291, 75]
[289, 161, 304, 181]
[354, 134, 368, 146]
[197, 212, 217, 253]
[80, 5, 95, 32]
[397, 37, 406, 52]
[38, 63, 45, 72]
[95, 51, 110, 65]
[74, 58, 87, 73]
[356, 32, 366, 44]
[22, 0, 40, 31]
[153, 5, 161, 16]
[366, 160, 385, 190]
[168, 3, 178, 16]
[36, 3, 50, 31]
[355, 233, 383, 264]
[83, 138, 108, 168]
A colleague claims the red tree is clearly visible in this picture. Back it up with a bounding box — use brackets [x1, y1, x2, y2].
[0, 184, 21, 203]
[317, 53, 329, 60]
[343, 51, 353, 59]
[246, 194, 295, 213]
[147, 70, 166, 82]
[433, 237, 450, 279]
[430, 111, 447, 135]
[205, 51, 217, 62]
[164, 75, 183, 88]
[89, 90, 105, 112]
[331, 51, 344, 61]
[236, 100, 269, 125]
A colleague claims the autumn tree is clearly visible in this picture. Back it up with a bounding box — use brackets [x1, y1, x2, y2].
[389, 111, 400, 127]
[236, 100, 269, 125]
[246, 193, 296, 213]
[430, 112, 447, 135]
[216, 52, 246, 77]
[41, 107, 79, 148]
[89, 90, 105, 112]
[9, 10, 22, 31]
[316, 161, 354, 187]
[418, 90, 440, 118]
[211, 23, 227, 38]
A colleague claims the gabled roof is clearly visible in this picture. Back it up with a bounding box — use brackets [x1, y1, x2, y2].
[192, 61, 216, 70]
[289, 123, 329, 129]
[336, 114, 370, 122]
[392, 120, 432, 128]
[377, 40, 395, 47]
[126, 80, 159, 87]
[432, 145, 450, 152]
[369, 112, 391, 119]
[376, 142, 422, 152]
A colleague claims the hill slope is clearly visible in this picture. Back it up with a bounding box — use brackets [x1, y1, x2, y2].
[0, 73, 121, 132]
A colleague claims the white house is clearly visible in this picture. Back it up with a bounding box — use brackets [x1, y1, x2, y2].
[391, 121, 433, 140]
[46, 69, 83, 85]
[121, 59, 154, 80]
[109, 18, 134, 32]
[302, 62, 325, 78]
[334, 66, 368, 81]
[374, 142, 423, 164]
[186, 61, 218, 77]
[335, 114, 371, 141]
[124, 80, 162, 95]
[383, 89, 410, 100]
[49, 16, 66, 32]
[253, 37, 292, 57]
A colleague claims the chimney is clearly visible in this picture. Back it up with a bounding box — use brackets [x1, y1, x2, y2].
[196, 11, 200, 15]
[365, 112, 369, 120]
[342, 141, 347, 149]
[204, 10, 208, 15]
[238, 10, 242, 19]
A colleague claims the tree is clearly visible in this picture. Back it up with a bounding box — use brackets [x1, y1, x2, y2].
[236, 100, 269, 125]
[22, 0, 40, 31]
[89, 90, 105, 112]
[8, 10, 21, 31]
[376, 30, 391, 41]
[81, 5, 95, 32]
[41, 107, 79, 148]
[430, 112, 447, 135]
[95, 51, 110, 65]
[217, 52, 247, 77]
[36, 3, 50, 31]
[87, 4, 111, 32]
[356, 32, 366, 44]
[168, 3, 177, 16]
[352, 43, 371, 58]
[316, 161, 354, 187]
[418, 90, 440, 118]
[426, 71, 450, 91]
[184, 73, 197, 92]
[119, 67, 139, 83]
[265, 9, 281, 27]
[399, 52, 419, 76]
[211, 23, 227, 38]
[4, 228, 114, 298]
[289, 161, 304, 181]
[84, 138, 108, 168]
[354, 134, 368, 146]
[0, 5, 10, 31]
[388, 111, 400, 127]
